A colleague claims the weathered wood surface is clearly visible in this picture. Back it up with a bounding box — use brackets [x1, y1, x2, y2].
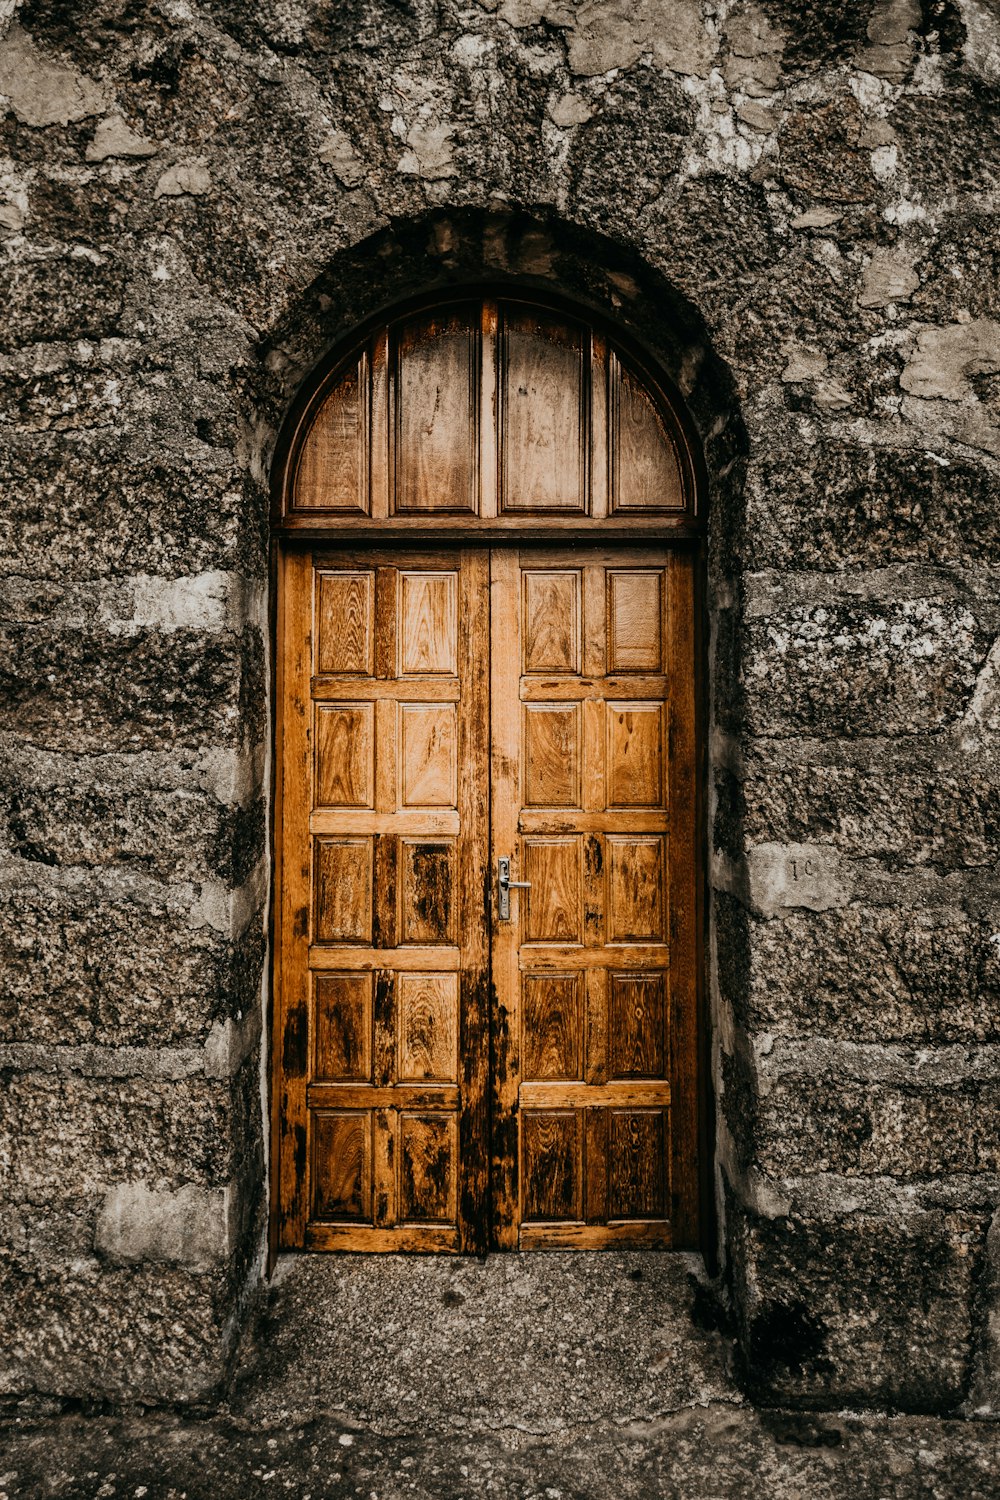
[273, 303, 700, 1255]
[283, 299, 695, 527]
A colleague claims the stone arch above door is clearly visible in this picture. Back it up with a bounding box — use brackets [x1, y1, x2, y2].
[273, 292, 701, 539]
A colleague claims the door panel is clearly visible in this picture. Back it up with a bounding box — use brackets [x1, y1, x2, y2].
[275, 548, 489, 1252]
[490, 547, 697, 1250]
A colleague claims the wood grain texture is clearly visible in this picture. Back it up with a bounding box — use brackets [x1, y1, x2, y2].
[610, 354, 686, 513]
[521, 1110, 581, 1221]
[316, 570, 373, 674]
[398, 972, 458, 1082]
[500, 309, 587, 513]
[392, 309, 479, 514]
[399, 1114, 457, 1223]
[399, 839, 456, 944]
[521, 973, 581, 1081]
[312, 1111, 372, 1221]
[606, 835, 665, 945]
[399, 571, 458, 675]
[399, 703, 457, 807]
[523, 704, 581, 807]
[314, 974, 372, 1083]
[607, 703, 663, 808]
[314, 837, 372, 944]
[521, 837, 582, 945]
[609, 1108, 667, 1219]
[314, 703, 374, 808]
[608, 971, 666, 1079]
[295, 354, 369, 514]
[608, 570, 663, 672]
[276, 548, 489, 1252]
[285, 300, 695, 531]
[522, 570, 581, 674]
[491, 549, 680, 1249]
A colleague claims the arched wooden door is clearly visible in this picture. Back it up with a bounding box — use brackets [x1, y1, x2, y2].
[271, 297, 702, 1254]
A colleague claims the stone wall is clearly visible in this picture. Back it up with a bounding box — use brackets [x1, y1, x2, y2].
[1, 0, 998, 1412]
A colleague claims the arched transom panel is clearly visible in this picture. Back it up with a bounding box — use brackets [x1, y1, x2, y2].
[279, 298, 697, 532]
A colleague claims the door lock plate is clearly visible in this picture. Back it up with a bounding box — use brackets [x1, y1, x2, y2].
[497, 857, 531, 921]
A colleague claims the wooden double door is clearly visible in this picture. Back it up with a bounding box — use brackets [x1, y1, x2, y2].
[274, 543, 699, 1252]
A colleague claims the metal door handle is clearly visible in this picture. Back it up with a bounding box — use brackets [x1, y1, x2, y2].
[497, 857, 531, 921]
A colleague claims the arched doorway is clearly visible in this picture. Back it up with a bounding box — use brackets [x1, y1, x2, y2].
[271, 293, 703, 1254]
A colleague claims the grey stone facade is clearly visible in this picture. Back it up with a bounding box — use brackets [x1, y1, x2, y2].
[1, 0, 998, 1415]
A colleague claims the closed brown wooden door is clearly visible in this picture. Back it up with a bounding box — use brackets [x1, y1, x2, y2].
[275, 547, 490, 1251]
[490, 548, 697, 1248]
[274, 542, 698, 1252]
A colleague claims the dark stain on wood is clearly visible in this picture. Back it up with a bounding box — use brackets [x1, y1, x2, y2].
[459, 968, 490, 1254]
[293, 1122, 307, 1180]
[282, 1003, 308, 1077]
[293, 904, 309, 938]
[585, 833, 603, 878]
[410, 842, 452, 939]
[372, 833, 398, 948]
[374, 969, 395, 1087]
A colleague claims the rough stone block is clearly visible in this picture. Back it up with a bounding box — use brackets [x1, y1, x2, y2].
[95, 1183, 227, 1270]
[0, 361, 125, 432]
[0, 1256, 236, 1405]
[891, 87, 1000, 202]
[0, 783, 265, 886]
[0, 1071, 238, 1201]
[568, 65, 691, 227]
[739, 754, 1000, 871]
[728, 1193, 987, 1411]
[752, 1075, 1000, 1179]
[744, 601, 990, 737]
[775, 97, 874, 205]
[746, 446, 1000, 573]
[912, 214, 1000, 324]
[0, 625, 264, 752]
[0, 257, 127, 351]
[0, 432, 267, 582]
[0, 881, 265, 1047]
[716, 895, 1000, 1044]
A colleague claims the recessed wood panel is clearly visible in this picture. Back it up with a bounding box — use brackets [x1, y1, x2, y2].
[500, 310, 587, 513]
[314, 704, 374, 808]
[523, 570, 581, 673]
[607, 570, 663, 673]
[522, 838, 582, 944]
[611, 355, 685, 513]
[399, 973, 459, 1082]
[316, 571, 374, 675]
[523, 704, 581, 807]
[399, 1114, 457, 1223]
[399, 704, 457, 807]
[521, 1110, 581, 1221]
[314, 837, 372, 943]
[608, 971, 666, 1079]
[312, 1111, 372, 1221]
[606, 836, 665, 944]
[609, 1109, 666, 1218]
[607, 703, 663, 808]
[399, 839, 457, 945]
[314, 974, 372, 1082]
[522, 973, 581, 1081]
[393, 309, 479, 513]
[399, 571, 458, 675]
[295, 355, 369, 513]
